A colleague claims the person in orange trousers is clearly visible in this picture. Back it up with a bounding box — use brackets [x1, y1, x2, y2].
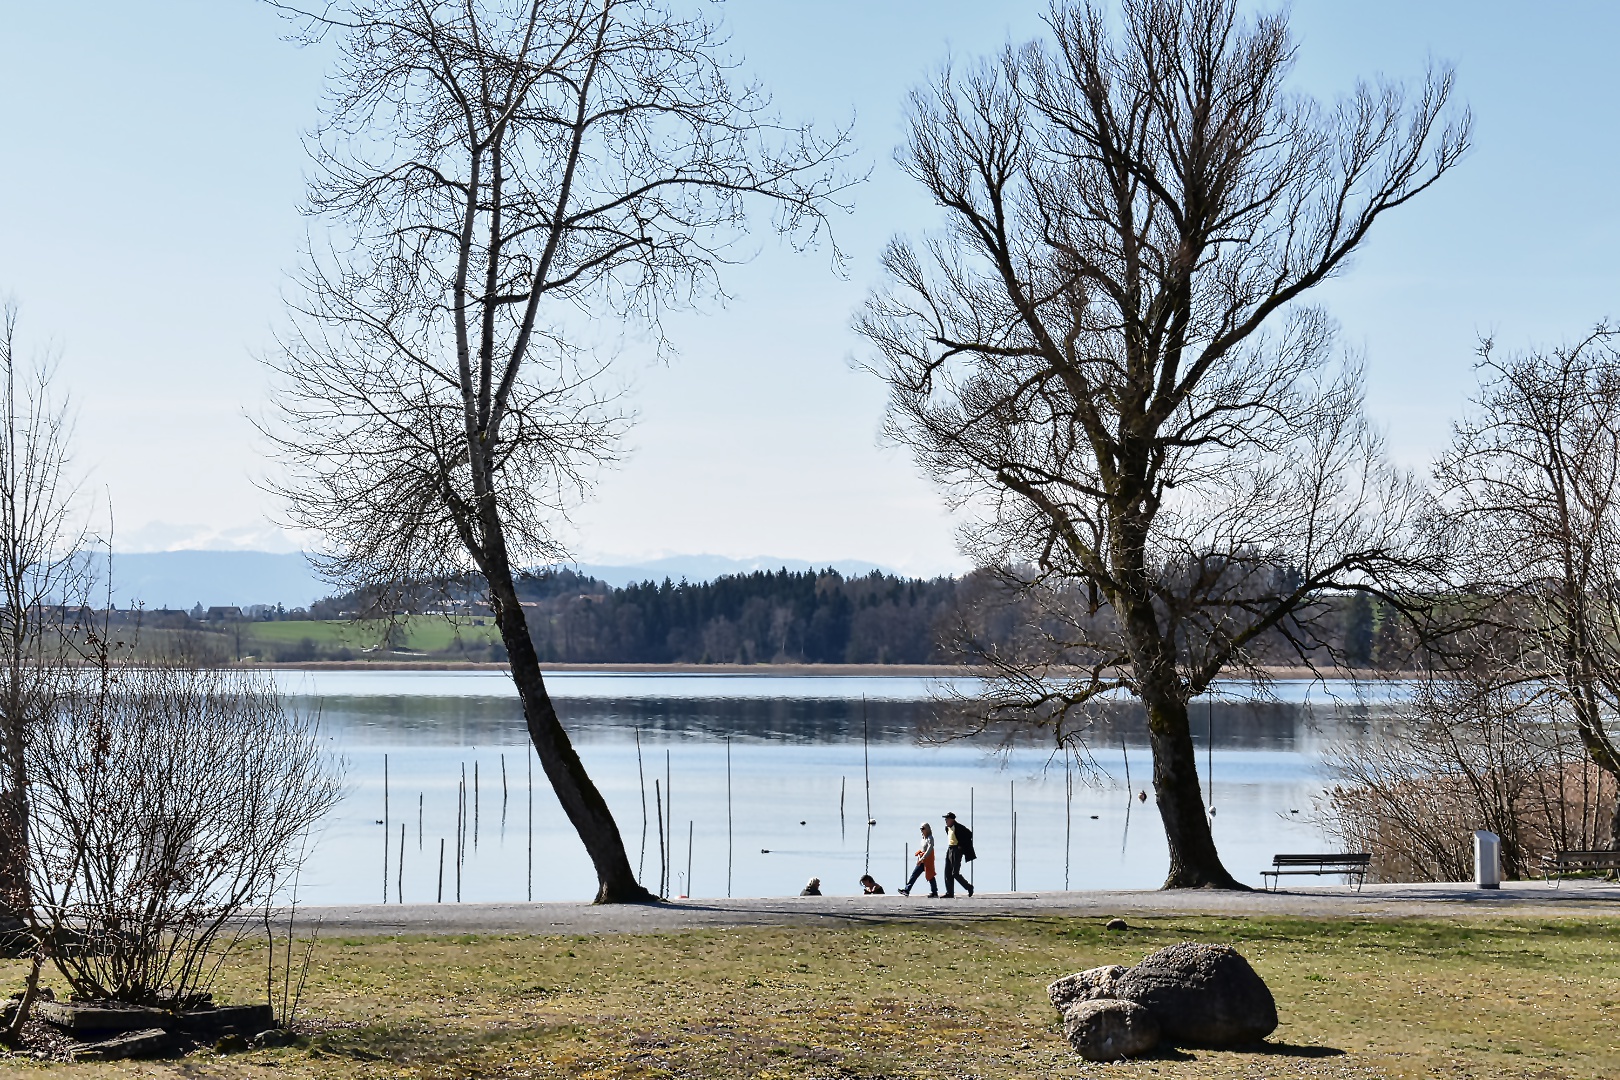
[900, 822, 938, 896]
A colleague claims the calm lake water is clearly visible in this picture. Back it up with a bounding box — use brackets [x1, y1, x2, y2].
[268, 670, 1404, 904]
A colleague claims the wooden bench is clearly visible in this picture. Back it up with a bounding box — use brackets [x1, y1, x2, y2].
[1261, 853, 1370, 891]
[1542, 849, 1620, 887]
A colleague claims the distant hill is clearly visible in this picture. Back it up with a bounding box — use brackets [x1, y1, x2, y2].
[98, 550, 330, 611]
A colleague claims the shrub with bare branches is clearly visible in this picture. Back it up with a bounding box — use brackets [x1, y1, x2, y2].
[1324, 668, 1609, 882]
[26, 664, 339, 1005]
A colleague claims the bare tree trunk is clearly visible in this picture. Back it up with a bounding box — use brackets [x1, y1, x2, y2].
[484, 553, 648, 904]
[0, 678, 30, 937]
[1116, 505, 1245, 888]
[0, 787, 27, 942]
[1145, 697, 1238, 888]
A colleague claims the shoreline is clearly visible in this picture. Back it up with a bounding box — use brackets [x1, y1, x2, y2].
[251, 660, 1410, 680]
[255, 660, 977, 676]
[287, 881, 1620, 937]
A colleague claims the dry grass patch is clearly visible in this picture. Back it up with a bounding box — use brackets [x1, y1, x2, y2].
[0, 916, 1615, 1078]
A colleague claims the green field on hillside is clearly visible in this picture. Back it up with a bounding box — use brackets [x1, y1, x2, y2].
[244, 616, 504, 654]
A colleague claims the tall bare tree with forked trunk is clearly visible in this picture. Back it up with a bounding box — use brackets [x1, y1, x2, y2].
[859, 0, 1467, 887]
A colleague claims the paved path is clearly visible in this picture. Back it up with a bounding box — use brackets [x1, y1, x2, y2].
[295, 881, 1620, 937]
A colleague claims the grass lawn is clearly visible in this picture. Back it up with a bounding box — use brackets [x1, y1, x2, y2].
[244, 617, 503, 654]
[2, 915, 1616, 1078]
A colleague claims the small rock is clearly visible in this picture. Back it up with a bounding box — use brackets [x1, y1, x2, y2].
[70, 1027, 170, 1061]
[1113, 942, 1277, 1047]
[1048, 965, 1127, 1010]
[1105, 918, 1129, 931]
[250, 1028, 295, 1049]
[214, 1033, 249, 1054]
[1062, 998, 1160, 1061]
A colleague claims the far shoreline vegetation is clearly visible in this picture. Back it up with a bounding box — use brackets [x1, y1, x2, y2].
[95, 565, 1413, 671]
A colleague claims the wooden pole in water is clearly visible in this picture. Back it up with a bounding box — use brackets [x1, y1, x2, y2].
[654, 779, 666, 899]
[636, 729, 647, 881]
[382, 753, 390, 903]
[1065, 749, 1072, 891]
[456, 778, 463, 902]
[1120, 781, 1133, 857]
[398, 823, 405, 904]
[474, 760, 480, 849]
[418, 792, 423, 851]
[1207, 696, 1214, 814]
[839, 776, 846, 838]
[726, 736, 733, 898]
[1009, 781, 1016, 891]
[437, 837, 444, 902]
[862, 696, 871, 824]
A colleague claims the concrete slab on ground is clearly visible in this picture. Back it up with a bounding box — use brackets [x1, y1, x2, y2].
[294, 881, 1620, 937]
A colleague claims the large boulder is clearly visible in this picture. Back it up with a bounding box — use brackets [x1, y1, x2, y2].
[1111, 943, 1277, 1047]
[1061, 999, 1161, 1061]
[1047, 965, 1127, 1011]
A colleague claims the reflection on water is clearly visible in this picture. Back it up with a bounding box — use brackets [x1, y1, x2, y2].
[280, 672, 1405, 905]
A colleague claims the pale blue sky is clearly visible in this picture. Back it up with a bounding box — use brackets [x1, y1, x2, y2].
[1, 2, 1616, 575]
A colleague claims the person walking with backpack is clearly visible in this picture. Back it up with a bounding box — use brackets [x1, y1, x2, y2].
[942, 811, 975, 898]
[900, 822, 938, 896]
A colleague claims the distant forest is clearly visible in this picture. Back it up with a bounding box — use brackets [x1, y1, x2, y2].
[294, 567, 1409, 668]
[301, 568, 961, 664]
[94, 566, 1413, 668]
[523, 569, 957, 664]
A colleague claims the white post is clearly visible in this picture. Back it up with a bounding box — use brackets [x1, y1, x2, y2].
[1473, 830, 1501, 890]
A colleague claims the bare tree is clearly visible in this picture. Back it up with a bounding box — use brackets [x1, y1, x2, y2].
[0, 304, 87, 935]
[268, 0, 850, 901]
[1435, 329, 1620, 848]
[859, 0, 1467, 887]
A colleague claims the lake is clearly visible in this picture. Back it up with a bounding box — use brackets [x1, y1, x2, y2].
[269, 670, 1404, 904]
